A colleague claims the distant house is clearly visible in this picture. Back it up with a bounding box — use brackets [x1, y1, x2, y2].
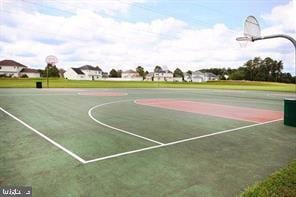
[64, 65, 103, 80]
[154, 69, 173, 81]
[184, 71, 218, 82]
[122, 69, 139, 78]
[120, 69, 142, 81]
[184, 72, 192, 82]
[191, 71, 205, 82]
[20, 68, 41, 78]
[102, 72, 109, 78]
[204, 72, 218, 81]
[0, 59, 40, 78]
[145, 72, 154, 81]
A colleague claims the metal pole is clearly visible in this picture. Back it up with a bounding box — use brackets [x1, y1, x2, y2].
[252, 34, 296, 94]
[47, 64, 49, 88]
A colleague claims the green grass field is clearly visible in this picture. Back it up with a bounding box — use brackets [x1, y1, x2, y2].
[241, 160, 296, 196]
[0, 78, 296, 92]
[1, 88, 296, 196]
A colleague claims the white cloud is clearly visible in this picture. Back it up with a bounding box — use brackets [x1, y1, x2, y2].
[262, 0, 296, 33]
[0, 0, 295, 74]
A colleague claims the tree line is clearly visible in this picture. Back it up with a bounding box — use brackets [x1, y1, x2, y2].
[201, 57, 295, 83]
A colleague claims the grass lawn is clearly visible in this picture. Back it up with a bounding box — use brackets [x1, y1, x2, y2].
[0, 78, 296, 92]
[241, 160, 296, 196]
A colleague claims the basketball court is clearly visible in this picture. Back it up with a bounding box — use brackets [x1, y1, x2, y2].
[1, 88, 296, 196]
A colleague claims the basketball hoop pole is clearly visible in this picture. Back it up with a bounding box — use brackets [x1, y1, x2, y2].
[252, 34, 296, 94]
[45, 55, 58, 89]
[47, 64, 49, 88]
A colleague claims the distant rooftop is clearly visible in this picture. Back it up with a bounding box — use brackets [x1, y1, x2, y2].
[20, 68, 39, 73]
[79, 65, 102, 71]
[123, 69, 137, 73]
[0, 60, 27, 68]
[72, 67, 84, 75]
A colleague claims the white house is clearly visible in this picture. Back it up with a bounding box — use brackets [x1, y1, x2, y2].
[0, 59, 40, 78]
[204, 72, 219, 81]
[191, 71, 205, 82]
[154, 69, 173, 81]
[64, 65, 103, 80]
[145, 72, 154, 81]
[184, 71, 218, 82]
[121, 69, 142, 81]
[19, 68, 41, 78]
[184, 72, 192, 82]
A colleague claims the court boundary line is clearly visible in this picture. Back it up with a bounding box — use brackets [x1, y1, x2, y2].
[88, 100, 164, 145]
[0, 107, 86, 164]
[84, 118, 282, 164]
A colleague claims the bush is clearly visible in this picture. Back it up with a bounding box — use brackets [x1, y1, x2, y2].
[20, 74, 28, 78]
[241, 160, 296, 197]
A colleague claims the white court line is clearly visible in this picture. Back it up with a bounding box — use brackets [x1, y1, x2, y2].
[84, 118, 282, 164]
[88, 100, 164, 145]
[0, 107, 86, 164]
[77, 92, 128, 96]
[0, 93, 77, 96]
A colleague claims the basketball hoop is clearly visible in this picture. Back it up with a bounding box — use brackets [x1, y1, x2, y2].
[45, 55, 58, 65]
[45, 55, 58, 88]
[236, 16, 261, 48]
[244, 16, 261, 38]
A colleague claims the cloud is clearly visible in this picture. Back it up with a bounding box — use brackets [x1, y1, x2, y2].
[0, 0, 295, 74]
[262, 0, 296, 33]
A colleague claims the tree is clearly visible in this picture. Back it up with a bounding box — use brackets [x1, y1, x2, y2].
[280, 72, 294, 83]
[109, 69, 118, 77]
[229, 67, 247, 80]
[244, 57, 261, 81]
[154, 65, 162, 72]
[43, 64, 60, 77]
[173, 68, 184, 78]
[186, 70, 192, 75]
[274, 60, 283, 82]
[136, 66, 145, 78]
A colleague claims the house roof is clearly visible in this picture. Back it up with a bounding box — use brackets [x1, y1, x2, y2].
[79, 65, 102, 71]
[123, 69, 137, 73]
[205, 72, 217, 77]
[192, 75, 203, 79]
[20, 68, 40, 73]
[72, 68, 84, 75]
[155, 70, 172, 74]
[0, 60, 27, 68]
[193, 70, 204, 75]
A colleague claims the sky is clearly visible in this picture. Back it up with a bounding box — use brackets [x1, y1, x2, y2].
[0, 0, 295, 74]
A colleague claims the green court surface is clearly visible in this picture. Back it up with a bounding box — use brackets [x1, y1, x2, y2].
[0, 88, 296, 196]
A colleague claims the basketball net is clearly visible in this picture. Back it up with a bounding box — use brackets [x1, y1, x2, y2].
[238, 40, 249, 48]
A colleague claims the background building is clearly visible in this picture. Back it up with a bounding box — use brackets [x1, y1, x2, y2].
[0, 59, 40, 78]
[64, 65, 103, 80]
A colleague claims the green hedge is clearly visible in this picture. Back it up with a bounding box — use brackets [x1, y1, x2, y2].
[241, 160, 296, 197]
